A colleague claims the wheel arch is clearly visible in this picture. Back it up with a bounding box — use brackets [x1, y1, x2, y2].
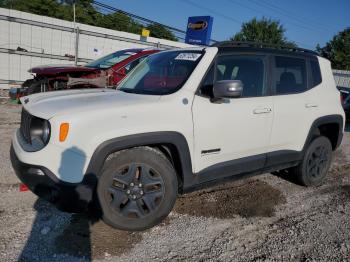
[85, 132, 193, 192]
[303, 114, 344, 151]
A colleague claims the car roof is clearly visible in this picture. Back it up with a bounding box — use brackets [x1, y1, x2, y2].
[211, 41, 319, 58]
[123, 48, 145, 53]
[125, 48, 161, 54]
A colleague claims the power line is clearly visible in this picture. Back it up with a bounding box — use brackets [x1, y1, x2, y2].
[93, 1, 218, 43]
[92, 4, 186, 40]
[258, 0, 337, 32]
[180, 0, 314, 49]
[94, 0, 317, 49]
[225, 0, 316, 48]
[228, 0, 317, 33]
[246, 0, 334, 34]
[179, 0, 242, 25]
[93, 1, 186, 34]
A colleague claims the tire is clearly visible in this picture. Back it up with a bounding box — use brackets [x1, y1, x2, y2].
[291, 136, 332, 186]
[97, 147, 178, 231]
[27, 81, 42, 95]
[21, 79, 35, 88]
[27, 79, 49, 95]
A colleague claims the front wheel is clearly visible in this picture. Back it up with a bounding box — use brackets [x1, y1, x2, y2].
[291, 136, 333, 186]
[97, 147, 178, 231]
[27, 81, 43, 95]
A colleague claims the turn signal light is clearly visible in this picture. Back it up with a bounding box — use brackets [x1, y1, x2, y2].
[59, 123, 69, 142]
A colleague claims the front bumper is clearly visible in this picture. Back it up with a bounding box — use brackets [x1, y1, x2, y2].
[10, 145, 96, 213]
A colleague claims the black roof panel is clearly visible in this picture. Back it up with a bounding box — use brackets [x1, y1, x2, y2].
[211, 41, 319, 57]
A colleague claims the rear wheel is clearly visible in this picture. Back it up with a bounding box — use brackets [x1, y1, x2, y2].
[291, 136, 332, 186]
[21, 79, 35, 88]
[97, 147, 178, 231]
[27, 80, 48, 95]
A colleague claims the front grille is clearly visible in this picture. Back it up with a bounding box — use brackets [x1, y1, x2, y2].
[20, 109, 33, 144]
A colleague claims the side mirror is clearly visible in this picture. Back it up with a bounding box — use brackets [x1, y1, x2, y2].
[213, 80, 243, 99]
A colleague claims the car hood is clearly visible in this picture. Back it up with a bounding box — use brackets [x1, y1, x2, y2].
[20, 89, 161, 119]
[29, 64, 97, 75]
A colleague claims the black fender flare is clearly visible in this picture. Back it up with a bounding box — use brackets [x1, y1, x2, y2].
[303, 114, 344, 151]
[85, 131, 194, 188]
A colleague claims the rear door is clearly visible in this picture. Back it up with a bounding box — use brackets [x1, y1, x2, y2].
[268, 55, 314, 161]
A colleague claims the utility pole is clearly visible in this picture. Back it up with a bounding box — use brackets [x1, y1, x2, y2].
[73, 2, 76, 29]
[73, 2, 79, 66]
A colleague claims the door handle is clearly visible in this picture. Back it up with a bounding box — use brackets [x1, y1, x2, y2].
[253, 108, 272, 114]
[305, 103, 318, 108]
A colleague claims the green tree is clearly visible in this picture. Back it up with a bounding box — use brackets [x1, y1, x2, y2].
[231, 17, 296, 47]
[99, 11, 142, 34]
[1, 0, 61, 17]
[147, 23, 178, 41]
[317, 28, 350, 70]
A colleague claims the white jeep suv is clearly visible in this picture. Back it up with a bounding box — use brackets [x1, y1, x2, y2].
[11, 42, 344, 231]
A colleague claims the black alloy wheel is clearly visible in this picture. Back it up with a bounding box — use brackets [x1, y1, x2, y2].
[305, 144, 330, 180]
[97, 147, 178, 231]
[292, 136, 332, 186]
[107, 163, 165, 218]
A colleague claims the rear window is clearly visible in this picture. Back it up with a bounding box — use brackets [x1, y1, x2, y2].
[310, 59, 322, 87]
[273, 56, 307, 95]
[86, 50, 137, 69]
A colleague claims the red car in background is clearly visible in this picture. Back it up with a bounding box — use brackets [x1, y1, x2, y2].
[22, 48, 160, 95]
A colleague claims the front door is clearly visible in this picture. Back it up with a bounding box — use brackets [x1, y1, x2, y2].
[192, 54, 273, 175]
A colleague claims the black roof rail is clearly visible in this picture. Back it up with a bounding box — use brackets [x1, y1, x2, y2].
[211, 41, 319, 56]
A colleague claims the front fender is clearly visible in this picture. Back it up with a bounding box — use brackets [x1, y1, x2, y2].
[86, 131, 193, 187]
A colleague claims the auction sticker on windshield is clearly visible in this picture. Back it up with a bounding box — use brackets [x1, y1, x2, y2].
[175, 53, 201, 61]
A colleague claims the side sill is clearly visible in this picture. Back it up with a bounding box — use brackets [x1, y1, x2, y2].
[182, 150, 302, 194]
[182, 160, 300, 194]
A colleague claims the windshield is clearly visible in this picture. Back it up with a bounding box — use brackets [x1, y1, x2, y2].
[118, 50, 203, 95]
[86, 50, 139, 69]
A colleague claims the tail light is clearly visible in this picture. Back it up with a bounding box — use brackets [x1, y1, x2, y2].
[19, 184, 29, 192]
[340, 93, 344, 105]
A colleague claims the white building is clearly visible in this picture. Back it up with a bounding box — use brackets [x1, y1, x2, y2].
[0, 7, 192, 93]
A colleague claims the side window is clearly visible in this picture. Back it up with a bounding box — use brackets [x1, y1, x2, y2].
[199, 55, 266, 98]
[273, 56, 307, 95]
[310, 59, 322, 87]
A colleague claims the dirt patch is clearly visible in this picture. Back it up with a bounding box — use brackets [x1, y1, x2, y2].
[334, 185, 350, 200]
[55, 214, 144, 260]
[89, 219, 143, 259]
[174, 179, 286, 219]
[329, 164, 350, 177]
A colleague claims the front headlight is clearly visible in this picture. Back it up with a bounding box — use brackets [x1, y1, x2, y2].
[30, 118, 51, 145]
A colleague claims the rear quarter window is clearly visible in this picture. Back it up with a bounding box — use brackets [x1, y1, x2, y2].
[310, 59, 322, 87]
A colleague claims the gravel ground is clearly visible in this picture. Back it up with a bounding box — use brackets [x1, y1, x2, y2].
[1, 98, 350, 261]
